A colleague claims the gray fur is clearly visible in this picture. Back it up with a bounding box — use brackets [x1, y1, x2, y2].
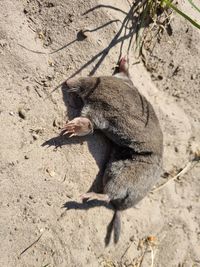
[66, 74, 163, 241]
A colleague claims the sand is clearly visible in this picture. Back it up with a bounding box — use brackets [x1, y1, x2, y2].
[0, 0, 200, 266]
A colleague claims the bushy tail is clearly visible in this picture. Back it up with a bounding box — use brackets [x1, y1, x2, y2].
[104, 210, 121, 246]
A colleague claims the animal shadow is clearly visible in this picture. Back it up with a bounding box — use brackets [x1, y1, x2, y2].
[42, 83, 111, 201]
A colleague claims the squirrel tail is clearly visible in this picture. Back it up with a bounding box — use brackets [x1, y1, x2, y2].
[113, 210, 121, 243]
[104, 209, 121, 246]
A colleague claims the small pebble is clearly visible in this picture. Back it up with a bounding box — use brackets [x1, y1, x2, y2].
[53, 118, 58, 127]
[18, 108, 26, 119]
[162, 171, 170, 178]
[26, 86, 30, 92]
[0, 39, 7, 48]
[66, 193, 73, 199]
[32, 133, 38, 140]
[46, 168, 55, 177]
[46, 201, 51, 206]
[157, 75, 163, 80]
[78, 219, 82, 227]
[174, 146, 178, 152]
[48, 59, 55, 66]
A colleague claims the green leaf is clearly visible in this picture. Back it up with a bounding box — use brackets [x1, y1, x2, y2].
[163, 0, 200, 29]
[187, 0, 200, 13]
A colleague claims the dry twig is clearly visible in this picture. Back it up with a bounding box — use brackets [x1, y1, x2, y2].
[19, 233, 43, 256]
[152, 150, 200, 193]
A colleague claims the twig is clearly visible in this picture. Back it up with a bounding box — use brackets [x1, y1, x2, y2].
[120, 241, 133, 261]
[34, 86, 42, 98]
[19, 233, 43, 256]
[138, 247, 147, 267]
[62, 174, 67, 182]
[18, 43, 48, 55]
[28, 25, 37, 32]
[34, 78, 44, 86]
[152, 160, 199, 193]
[133, 0, 148, 14]
[150, 246, 155, 267]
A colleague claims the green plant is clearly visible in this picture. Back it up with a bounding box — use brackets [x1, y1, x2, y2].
[133, 0, 200, 55]
[163, 0, 200, 29]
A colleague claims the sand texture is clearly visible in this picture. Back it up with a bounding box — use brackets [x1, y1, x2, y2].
[0, 0, 200, 266]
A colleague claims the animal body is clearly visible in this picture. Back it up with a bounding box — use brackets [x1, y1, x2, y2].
[62, 57, 163, 244]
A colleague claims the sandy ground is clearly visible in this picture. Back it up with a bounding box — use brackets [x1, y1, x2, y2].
[0, 0, 200, 266]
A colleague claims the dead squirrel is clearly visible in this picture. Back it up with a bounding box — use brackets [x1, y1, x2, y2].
[61, 57, 163, 244]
